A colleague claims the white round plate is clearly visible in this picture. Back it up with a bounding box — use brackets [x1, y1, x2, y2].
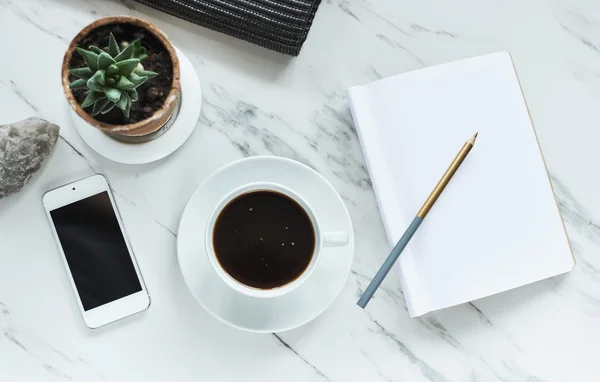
[71, 48, 201, 164]
[177, 156, 355, 333]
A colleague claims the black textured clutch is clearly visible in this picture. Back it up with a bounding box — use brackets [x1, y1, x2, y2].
[133, 0, 321, 56]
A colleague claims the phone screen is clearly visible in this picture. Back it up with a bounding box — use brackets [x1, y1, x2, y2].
[50, 191, 142, 311]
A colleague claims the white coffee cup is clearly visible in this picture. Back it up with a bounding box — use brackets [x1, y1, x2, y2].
[205, 182, 349, 298]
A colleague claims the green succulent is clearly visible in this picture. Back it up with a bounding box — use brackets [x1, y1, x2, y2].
[128, 39, 148, 62]
[68, 33, 157, 118]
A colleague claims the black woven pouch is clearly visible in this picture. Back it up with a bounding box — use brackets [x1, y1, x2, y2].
[133, 0, 321, 56]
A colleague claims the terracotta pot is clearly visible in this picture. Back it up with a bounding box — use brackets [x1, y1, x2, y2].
[61, 16, 180, 137]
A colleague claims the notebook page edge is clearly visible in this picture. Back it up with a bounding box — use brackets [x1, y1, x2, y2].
[348, 85, 430, 316]
[428, 265, 574, 315]
[504, 51, 576, 266]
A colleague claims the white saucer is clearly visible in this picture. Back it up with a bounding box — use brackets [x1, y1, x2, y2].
[177, 156, 354, 333]
[71, 48, 201, 164]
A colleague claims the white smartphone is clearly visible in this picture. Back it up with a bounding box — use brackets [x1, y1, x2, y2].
[43, 174, 150, 328]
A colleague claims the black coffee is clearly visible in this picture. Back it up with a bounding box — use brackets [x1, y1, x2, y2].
[213, 190, 316, 289]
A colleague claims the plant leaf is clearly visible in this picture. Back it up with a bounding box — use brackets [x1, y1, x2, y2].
[115, 75, 135, 90]
[108, 33, 120, 57]
[92, 98, 111, 116]
[75, 47, 99, 72]
[88, 69, 106, 86]
[104, 87, 122, 103]
[131, 39, 148, 61]
[89, 46, 104, 55]
[69, 67, 94, 80]
[128, 89, 139, 102]
[98, 69, 106, 85]
[123, 100, 131, 118]
[86, 76, 104, 92]
[81, 91, 106, 108]
[98, 52, 116, 70]
[114, 42, 135, 61]
[101, 102, 116, 114]
[68, 79, 88, 89]
[115, 58, 140, 76]
[133, 68, 158, 79]
[127, 72, 148, 88]
[116, 92, 129, 111]
[107, 64, 120, 76]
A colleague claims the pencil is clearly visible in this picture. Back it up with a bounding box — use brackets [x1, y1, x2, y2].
[357, 132, 478, 309]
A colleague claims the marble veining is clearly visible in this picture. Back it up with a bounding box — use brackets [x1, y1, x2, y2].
[273, 334, 332, 382]
[1, 0, 600, 381]
[1, 302, 105, 380]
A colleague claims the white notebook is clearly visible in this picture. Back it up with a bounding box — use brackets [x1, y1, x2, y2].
[348, 52, 575, 317]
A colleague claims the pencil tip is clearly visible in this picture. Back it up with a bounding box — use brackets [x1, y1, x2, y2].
[468, 132, 478, 145]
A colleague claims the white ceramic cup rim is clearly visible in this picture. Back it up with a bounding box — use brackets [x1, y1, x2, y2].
[205, 182, 348, 298]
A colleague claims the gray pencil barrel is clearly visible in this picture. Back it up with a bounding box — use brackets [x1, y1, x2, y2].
[357, 216, 423, 308]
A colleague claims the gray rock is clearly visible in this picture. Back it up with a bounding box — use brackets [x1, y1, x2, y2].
[0, 117, 60, 199]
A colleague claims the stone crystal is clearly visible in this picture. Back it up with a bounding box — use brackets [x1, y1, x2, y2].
[0, 117, 60, 199]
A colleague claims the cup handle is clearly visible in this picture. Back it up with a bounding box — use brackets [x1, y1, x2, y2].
[323, 231, 349, 247]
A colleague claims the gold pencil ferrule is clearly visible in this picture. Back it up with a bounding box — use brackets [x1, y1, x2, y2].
[417, 142, 473, 218]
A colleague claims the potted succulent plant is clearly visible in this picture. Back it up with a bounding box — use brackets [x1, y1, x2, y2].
[62, 16, 180, 142]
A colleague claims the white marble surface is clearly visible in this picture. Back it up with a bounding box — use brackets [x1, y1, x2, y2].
[1, 0, 599, 380]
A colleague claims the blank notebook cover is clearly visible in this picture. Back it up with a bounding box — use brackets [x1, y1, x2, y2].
[348, 52, 575, 317]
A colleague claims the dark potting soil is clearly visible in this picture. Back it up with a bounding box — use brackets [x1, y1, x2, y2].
[68, 23, 173, 125]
